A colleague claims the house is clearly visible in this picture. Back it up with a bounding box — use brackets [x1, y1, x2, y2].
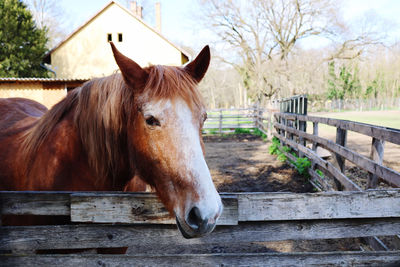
[43, 1, 190, 79]
[0, 78, 88, 108]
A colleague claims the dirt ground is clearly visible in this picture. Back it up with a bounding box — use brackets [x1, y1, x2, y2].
[204, 134, 313, 193]
[202, 134, 399, 253]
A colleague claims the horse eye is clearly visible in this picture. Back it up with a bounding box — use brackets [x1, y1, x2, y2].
[202, 113, 208, 122]
[145, 116, 161, 127]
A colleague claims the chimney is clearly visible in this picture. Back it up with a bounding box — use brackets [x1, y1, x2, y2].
[129, 1, 142, 19]
[137, 5, 142, 19]
[155, 2, 161, 33]
[130, 1, 137, 15]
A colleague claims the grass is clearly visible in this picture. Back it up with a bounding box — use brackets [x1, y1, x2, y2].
[310, 110, 400, 129]
[203, 127, 267, 140]
[307, 110, 400, 137]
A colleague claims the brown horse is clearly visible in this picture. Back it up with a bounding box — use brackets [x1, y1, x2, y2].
[0, 43, 222, 239]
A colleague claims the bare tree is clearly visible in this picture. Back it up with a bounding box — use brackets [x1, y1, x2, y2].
[24, 0, 69, 47]
[199, 0, 387, 103]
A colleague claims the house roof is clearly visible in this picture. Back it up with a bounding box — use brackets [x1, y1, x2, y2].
[0, 77, 88, 83]
[43, 1, 191, 63]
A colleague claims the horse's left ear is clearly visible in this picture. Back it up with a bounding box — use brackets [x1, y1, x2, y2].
[110, 42, 148, 90]
[184, 45, 210, 83]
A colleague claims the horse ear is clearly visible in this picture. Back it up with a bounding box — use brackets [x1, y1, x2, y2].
[110, 42, 148, 90]
[184, 45, 210, 83]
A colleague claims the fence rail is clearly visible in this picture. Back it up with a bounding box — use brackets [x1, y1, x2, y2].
[273, 112, 400, 191]
[1, 190, 400, 266]
[203, 107, 273, 136]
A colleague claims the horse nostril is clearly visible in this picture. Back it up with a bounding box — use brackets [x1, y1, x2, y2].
[187, 206, 203, 230]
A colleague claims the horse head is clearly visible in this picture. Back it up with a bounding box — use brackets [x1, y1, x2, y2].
[110, 43, 223, 238]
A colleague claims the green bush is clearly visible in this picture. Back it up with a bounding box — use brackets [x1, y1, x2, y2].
[253, 128, 267, 140]
[293, 157, 311, 177]
[316, 169, 324, 179]
[269, 137, 280, 155]
[269, 137, 312, 178]
[234, 128, 252, 134]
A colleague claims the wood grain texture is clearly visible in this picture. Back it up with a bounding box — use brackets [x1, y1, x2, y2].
[1, 219, 400, 250]
[0, 192, 70, 216]
[368, 138, 385, 188]
[70, 193, 238, 225]
[1, 251, 400, 267]
[238, 189, 400, 221]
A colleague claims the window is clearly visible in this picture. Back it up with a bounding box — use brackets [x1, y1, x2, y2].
[107, 33, 112, 42]
[118, 33, 123, 42]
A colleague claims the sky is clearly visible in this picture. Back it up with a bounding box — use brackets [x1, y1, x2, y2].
[58, 0, 206, 50]
[57, 0, 400, 51]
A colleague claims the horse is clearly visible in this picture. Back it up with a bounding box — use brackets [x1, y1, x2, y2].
[0, 42, 223, 240]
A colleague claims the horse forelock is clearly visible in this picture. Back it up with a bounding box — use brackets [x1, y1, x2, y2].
[21, 65, 204, 188]
[141, 65, 204, 112]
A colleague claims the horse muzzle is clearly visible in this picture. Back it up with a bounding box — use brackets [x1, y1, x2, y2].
[175, 205, 222, 239]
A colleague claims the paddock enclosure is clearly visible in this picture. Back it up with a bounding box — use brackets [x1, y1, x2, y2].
[1, 96, 400, 266]
[1, 190, 400, 266]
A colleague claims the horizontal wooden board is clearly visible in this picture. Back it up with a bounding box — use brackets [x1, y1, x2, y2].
[70, 193, 238, 225]
[0, 192, 70, 216]
[276, 112, 400, 145]
[1, 219, 400, 250]
[274, 122, 400, 187]
[2, 190, 400, 222]
[238, 189, 400, 221]
[1, 251, 400, 267]
[273, 132, 361, 191]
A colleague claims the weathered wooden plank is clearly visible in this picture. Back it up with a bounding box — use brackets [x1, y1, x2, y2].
[334, 128, 347, 173]
[312, 122, 318, 151]
[0, 192, 70, 216]
[274, 122, 400, 187]
[70, 193, 238, 225]
[2, 219, 400, 250]
[308, 168, 333, 192]
[368, 138, 385, 189]
[334, 128, 347, 190]
[238, 189, 400, 221]
[273, 132, 362, 191]
[2, 251, 400, 267]
[276, 112, 400, 145]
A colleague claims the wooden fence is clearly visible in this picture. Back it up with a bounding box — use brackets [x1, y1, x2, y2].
[273, 112, 400, 191]
[203, 107, 273, 137]
[1, 190, 400, 266]
[273, 106, 400, 256]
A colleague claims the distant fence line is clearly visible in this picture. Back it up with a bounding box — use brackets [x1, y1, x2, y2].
[203, 107, 274, 136]
[308, 97, 400, 112]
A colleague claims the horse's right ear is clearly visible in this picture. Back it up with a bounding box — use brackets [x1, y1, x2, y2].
[110, 42, 148, 90]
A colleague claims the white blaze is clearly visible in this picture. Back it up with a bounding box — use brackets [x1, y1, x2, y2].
[143, 98, 222, 222]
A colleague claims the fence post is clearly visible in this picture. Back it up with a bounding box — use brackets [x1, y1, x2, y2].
[297, 96, 307, 157]
[254, 105, 259, 130]
[312, 122, 318, 151]
[268, 111, 273, 140]
[367, 138, 385, 189]
[219, 110, 222, 135]
[257, 108, 263, 132]
[334, 128, 347, 190]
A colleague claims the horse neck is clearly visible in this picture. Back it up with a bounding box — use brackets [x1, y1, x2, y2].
[22, 101, 131, 191]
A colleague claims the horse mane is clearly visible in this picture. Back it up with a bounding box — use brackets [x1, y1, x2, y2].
[21, 65, 204, 186]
